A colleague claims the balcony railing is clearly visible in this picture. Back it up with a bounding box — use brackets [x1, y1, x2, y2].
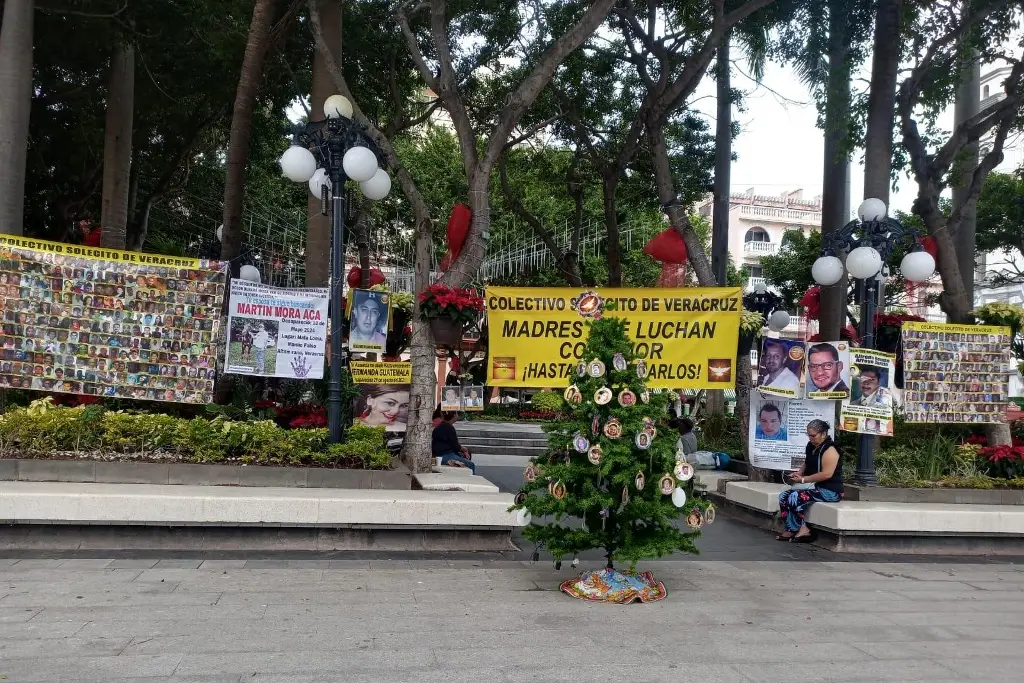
[746, 277, 767, 291]
[740, 205, 821, 224]
[743, 241, 779, 256]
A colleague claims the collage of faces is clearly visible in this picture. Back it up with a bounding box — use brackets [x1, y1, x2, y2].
[902, 329, 1011, 424]
[0, 247, 227, 404]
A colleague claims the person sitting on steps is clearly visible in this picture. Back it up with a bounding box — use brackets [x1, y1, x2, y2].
[777, 419, 843, 543]
[431, 409, 475, 474]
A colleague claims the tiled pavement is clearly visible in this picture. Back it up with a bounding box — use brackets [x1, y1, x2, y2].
[0, 555, 1022, 682]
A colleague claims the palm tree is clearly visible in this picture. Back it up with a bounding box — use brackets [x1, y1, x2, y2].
[0, 0, 35, 236]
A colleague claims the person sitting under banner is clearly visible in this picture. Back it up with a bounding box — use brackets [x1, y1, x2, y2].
[431, 410, 475, 474]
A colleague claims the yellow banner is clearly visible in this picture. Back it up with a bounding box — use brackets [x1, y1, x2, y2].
[0, 234, 204, 269]
[485, 286, 742, 389]
[903, 321, 1011, 337]
[349, 361, 412, 384]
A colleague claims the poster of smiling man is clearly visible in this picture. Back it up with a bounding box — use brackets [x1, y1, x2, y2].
[804, 341, 851, 400]
[348, 289, 391, 354]
[754, 338, 805, 398]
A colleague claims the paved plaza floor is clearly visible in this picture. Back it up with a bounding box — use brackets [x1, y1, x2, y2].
[0, 551, 1022, 682]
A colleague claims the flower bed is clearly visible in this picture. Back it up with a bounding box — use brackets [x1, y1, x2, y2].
[0, 399, 391, 469]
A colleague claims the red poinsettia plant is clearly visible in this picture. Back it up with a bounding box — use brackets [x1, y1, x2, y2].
[418, 283, 484, 326]
[979, 444, 1024, 479]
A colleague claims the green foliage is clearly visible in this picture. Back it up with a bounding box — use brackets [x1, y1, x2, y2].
[977, 171, 1024, 269]
[515, 317, 708, 569]
[0, 402, 384, 469]
[530, 391, 566, 412]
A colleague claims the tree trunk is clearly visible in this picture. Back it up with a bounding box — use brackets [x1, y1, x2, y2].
[100, 41, 135, 250]
[602, 174, 622, 286]
[862, 0, 901, 204]
[221, 0, 277, 274]
[305, 0, 340, 286]
[0, 0, 34, 235]
[818, 0, 852, 341]
[951, 53, 981, 309]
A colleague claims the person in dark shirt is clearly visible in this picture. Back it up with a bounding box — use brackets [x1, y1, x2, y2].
[431, 410, 475, 473]
[777, 419, 843, 542]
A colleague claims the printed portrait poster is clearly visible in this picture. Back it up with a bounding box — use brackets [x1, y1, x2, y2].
[901, 321, 1012, 424]
[0, 234, 226, 404]
[461, 385, 485, 411]
[754, 338, 805, 398]
[840, 349, 896, 435]
[224, 280, 328, 379]
[348, 289, 391, 354]
[804, 340, 852, 400]
[749, 393, 837, 470]
[440, 386, 461, 412]
[349, 361, 412, 385]
[353, 384, 410, 432]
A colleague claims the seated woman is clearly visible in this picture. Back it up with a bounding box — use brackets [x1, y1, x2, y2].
[431, 410, 475, 474]
[777, 419, 842, 542]
[671, 417, 699, 459]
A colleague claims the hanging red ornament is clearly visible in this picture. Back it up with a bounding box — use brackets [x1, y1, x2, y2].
[799, 286, 821, 320]
[643, 228, 689, 287]
[920, 236, 938, 259]
[440, 203, 472, 272]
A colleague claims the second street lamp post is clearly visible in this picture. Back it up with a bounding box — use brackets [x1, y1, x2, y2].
[278, 94, 392, 444]
[811, 198, 936, 485]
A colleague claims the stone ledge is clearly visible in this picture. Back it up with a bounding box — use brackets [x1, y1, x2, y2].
[844, 484, 1024, 505]
[414, 472, 500, 493]
[0, 458, 411, 490]
[0, 481, 522, 528]
[695, 471, 747, 494]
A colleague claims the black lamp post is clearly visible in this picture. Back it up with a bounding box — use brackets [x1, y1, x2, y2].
[811, 198, 936, 485]
[279, 95, 392, 444]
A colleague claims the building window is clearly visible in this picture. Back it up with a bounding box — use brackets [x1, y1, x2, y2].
[983, 85, 990, 98]
[744, 227, 770, 243]
[745, 265, 764, 278]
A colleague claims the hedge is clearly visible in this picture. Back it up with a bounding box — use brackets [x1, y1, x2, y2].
[0, 398, 391, 469]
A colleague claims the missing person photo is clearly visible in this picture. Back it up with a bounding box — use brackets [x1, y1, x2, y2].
[805, 341, 851, 400]
[753, 397, 788, 441]
[755, 338, 805, 397]
[348, 289, 390, 353]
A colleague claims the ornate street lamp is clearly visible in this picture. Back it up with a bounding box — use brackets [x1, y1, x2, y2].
[811, 198, 936, 485]
[278, 94, 391, 443]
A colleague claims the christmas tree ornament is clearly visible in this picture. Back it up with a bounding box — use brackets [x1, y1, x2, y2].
[704, 504, 717, 525]
[686, 507, 704, 529]
[517, 508, 533, 526]
[600, 508, 609, 530]
[617, 389, 637, 407]
[612, 352, 627, 371]
[588, 358, 606, 377]
[659, 474, 676, 495]
[588, 444, 603, 465]
[576, 361, 587, 377]
[635, 431, 652, 450]
[635, 470, 646, 490]
[671, 486, 687, 508]
[621, 486, 630, 505]
[591, 414, 600, 435]
[571, 553, 580, 568]
[644, 425, 657, 439]
[514, 491, 527, 505]
[548, 480, 556, 496]
[640, 389, 650, 404]
[674, 461, 694, 482]
[636, 360, 648, 378]
[563, 384, 583, 404]
[642, 416, 654, 431]
[573, 433, 590, 453]
[524, 464, 538, 482]
[603, 418, 622, 439]
[552, 481, 567, 500]
[594, 387, 612, 405]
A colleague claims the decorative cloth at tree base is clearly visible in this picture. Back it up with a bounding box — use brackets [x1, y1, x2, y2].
[559, 568, 667, 604]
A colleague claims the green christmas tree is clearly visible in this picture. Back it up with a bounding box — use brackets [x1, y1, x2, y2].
[512, 316, 713, 571]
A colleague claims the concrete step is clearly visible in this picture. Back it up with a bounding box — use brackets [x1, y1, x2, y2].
[465, 445, 547, 457]
[459, 437, 549, 449]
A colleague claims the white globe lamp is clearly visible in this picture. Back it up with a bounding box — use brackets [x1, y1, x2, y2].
[239, 265, 261, 283]
[279, 146, 317, 183]
[359, 169, 391, 200]
[857, 197, 887, 222]
[768, 310, 791, 332]
[811, 255, 844, 286]
[308, 168, 331, 197]
[901, 248, 936, 283]
[342, 146, 378, 183]
[846, 246, 883, 280]
[216, 224, 223, 242]
[324, 94, 353, 119]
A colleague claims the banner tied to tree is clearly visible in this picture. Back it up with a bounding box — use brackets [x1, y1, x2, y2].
[0, 235, 226, 404]
[485, 287, 742, 389]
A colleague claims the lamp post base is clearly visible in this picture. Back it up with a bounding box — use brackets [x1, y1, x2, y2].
[851, 470, 879, 487]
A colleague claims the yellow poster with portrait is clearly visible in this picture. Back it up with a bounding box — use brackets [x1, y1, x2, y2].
[485, 286, 742, 389]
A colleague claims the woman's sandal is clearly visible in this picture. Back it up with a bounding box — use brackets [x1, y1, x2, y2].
[775, 533, 793, 541]
[792, 532, 816, 543]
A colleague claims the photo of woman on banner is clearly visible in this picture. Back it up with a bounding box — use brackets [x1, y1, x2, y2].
[755, 338, 804, 397]
[349, 289, 390, 353]
[804, 341, 851, 400]
[354, 384, 410, 432]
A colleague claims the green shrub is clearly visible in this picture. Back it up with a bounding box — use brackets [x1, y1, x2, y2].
[529, 391, 565, 412]
[102, 411, 179, 454]
[172, 417, 231, 463]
